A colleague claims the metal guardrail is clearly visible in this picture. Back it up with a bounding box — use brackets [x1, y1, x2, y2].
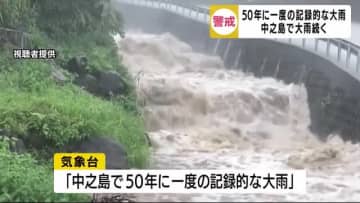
[272, 37, 360, 80]
[118, 0, 360, 81]
[322, 39, 360, 71]
[126, 0, 210, 22]
[0, 27, 31, 48]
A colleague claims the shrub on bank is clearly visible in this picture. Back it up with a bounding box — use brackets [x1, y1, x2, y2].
[0, 1, 148, 201]
[0, 43, 148, 202]
[0, 141, 91, 202]
[0, 55, 149, 167]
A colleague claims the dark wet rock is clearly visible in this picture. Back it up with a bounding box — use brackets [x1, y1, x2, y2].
[92, 194, 136, 203]
[63, 55, 127, 99]
[120, 31, 126, 39]
[0, 129, 26, 154]
[74, 70, 126, 99]
[74, 74, 99, 95]
[92, 70, 126, 99]
[64, 56, 88, 76]
[0, 128, 9, 136]
[144, 132, 152, 147]
[64, 136, 129, 169]
[9, 137, 26, 154]
[231, 127, 242, 136]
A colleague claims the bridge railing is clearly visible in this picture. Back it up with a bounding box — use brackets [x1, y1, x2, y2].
[118, 0, 360, 79]
[128, 0, 210, 22]
[273, 37, 360, 77]
[323, 39, 360, 71]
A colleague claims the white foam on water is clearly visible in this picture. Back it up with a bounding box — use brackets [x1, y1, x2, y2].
[117, 31, 360, 202]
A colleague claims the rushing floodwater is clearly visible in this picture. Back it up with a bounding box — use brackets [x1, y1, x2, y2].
[117, 32, 360, 202]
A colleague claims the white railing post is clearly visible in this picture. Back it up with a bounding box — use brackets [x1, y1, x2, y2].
[357, 52, 360, 72]
[302, 38, 306, 48]
[196, 7, 200, 20]
[233, 48, 242, 69]
[326, 39, 330, 57]
[259, 57, 268, 76]
[213, 39, 221, 55]
[223, 40, 232, 61]
[315, 39, 319, 51]
[297, 64, 307, 84]
[337, 40, 341, 62]
[346, 44, 351, 68]
[274, 59, 281, 78]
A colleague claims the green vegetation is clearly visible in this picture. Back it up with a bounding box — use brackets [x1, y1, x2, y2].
[0, 0, 148, 202]
[0, 1, 35, 30]
[0, 142, 91, 202]
[0, 61, 148, 165]
[31, 0, 123, 39]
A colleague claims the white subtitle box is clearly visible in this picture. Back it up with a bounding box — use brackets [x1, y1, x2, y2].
[54, 169, 306, 194]
[210, 5, 351, 38]
[238, 5, 351, 38]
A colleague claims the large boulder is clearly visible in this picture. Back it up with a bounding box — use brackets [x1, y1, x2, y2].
[64, 56, 127, 99]
[64, 136, 129, 169]
[120, 31, 126, 39]
[0, 129, 26, 154]
[74, 74, 99, 95]
[9, 137, 26, 154]
[74, 70, 126, 99]
[92, 70, 126, 99]
[64, 56, 88, 76]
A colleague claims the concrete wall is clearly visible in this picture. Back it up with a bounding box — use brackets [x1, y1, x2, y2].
[115, 2, 360, 143]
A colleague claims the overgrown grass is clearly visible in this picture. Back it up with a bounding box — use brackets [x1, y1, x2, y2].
[29, 30, 140, 113]
[0, 141, 91, 202]
[0, 31, 148, 202]
[0, 59, 149, 167]
[0, 1, 144, 202]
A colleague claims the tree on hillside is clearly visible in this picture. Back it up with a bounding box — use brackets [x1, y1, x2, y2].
[0, 0, 36, 30]
[30, 0, 124, 38]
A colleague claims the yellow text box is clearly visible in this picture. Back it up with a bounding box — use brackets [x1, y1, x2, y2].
[54, 153, 105, 170]
[210, 4, 239, 39]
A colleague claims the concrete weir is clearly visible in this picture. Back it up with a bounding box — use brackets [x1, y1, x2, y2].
[114, 0, 360, 142]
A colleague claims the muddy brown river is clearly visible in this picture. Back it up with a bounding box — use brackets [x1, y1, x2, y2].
[116, 31, 360, 202]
